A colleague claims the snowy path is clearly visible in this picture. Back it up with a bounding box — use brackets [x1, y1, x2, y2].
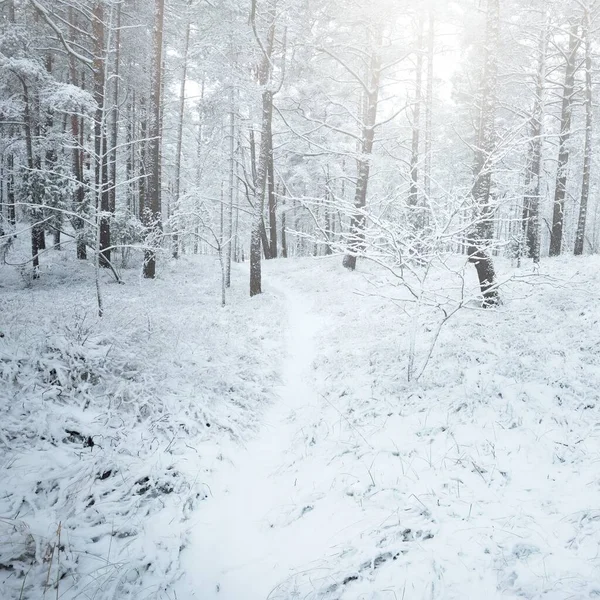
[175, 284, 327, 599]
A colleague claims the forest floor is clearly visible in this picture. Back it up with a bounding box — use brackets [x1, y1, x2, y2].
[174, 255, 600, 600]
[1, 241, 600, 599]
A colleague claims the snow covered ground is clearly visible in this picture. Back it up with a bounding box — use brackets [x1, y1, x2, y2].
[2, 245, 600, 599]
[0, 246, 284, 599]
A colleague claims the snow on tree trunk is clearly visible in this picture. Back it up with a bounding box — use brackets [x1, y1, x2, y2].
[522, 17, 548, 264]
[249, 0, 276, 296]
[143, 0, 165, 279]
[468, 0, 500, 308]
[172, 9, 191, 260]
[92, 3, 111, 269]
[575, 4, 593, 256]
[549, 23, 579, 257]
[342, 43, 381, 271]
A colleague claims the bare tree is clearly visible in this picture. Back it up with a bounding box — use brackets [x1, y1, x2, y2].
[522, 13, 548, 263]
[574, 1, 594, 255]
[143, 0, 165, 279]
[342, 30, 382, 271]
[549, 22, 580, 257]
[468, 0, 500, 307]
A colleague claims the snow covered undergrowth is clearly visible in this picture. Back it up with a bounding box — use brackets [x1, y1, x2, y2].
[175, 254, 600, 600]
[2, 249, 600, 600]
[0, 248, 284, 599]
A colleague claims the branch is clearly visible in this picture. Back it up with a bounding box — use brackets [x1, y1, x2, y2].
[28, 0, 94, 69]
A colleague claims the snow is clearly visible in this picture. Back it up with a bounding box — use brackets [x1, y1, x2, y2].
[1, 242, 600, 599]
[175, 280, 324, 599]
[0, 245, 284, 599]
[176, 256, 600, 600]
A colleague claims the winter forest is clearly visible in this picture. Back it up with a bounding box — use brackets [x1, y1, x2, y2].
[1, 0, 600, 597]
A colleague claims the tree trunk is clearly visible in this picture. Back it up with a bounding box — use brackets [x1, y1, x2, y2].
[281, 196, 287, 258]
[143, 0, 165, 278]
[424, 9, 434, 205]
[139, 96, 147, 218]
[522, 17, 547, 263]
[126, 95, 135, 214]
[7, 154, 15, 225]
[92, 3, 111, 268]
[109, 3, 121, 221]
[249, 0, 276, 296]
[172, 11, 191, 260]
[22, 81, 41, 278]
[266, 115, 277, 259]
[343, 42, 381, 271]
[408, 14, 424, 210]
[68, 6, 88, 259]
[549, 23, 579, 257]
[226, 90, 235, 284]
[575, 5, 592, 256]
[468, 0, 500, 308]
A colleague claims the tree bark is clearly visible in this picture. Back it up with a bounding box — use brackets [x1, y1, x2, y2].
[468, 0, 500, 307]
[343, 40, 381, 271]
[408, 14, 424, 210]
[143, 0, 165, 279]
[172, 11, 191, 260]
[226, 90, 235, 283]
[6, 154, 15, 226]
[424, 9, 434, 205]
[22, 80, 41, 278]
[575, 5, 592, 256]
[249, 0, 276, 296]
[266, 113, 277, 258]
[522, 17, 547, 263]
[549, 23, 579, 257]
[92, 3, 111, 268]
[68, 5, 88, 259]
[108, 2, 121, 221]
[139, 95, 147, 218]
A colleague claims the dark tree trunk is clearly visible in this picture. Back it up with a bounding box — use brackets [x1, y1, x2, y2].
[468, 0, 500, 307]
[249, 0, 276, 296]
[22, 81, 41, 278]
[7, 154, 15, 225]
[281, 201, 287, 258]
[68, 5, 88, 260]
[143, 0, 165, 278]
[109, 3, 121, 220]
[549, 23, 579, 257]
[70, 60, 87, 259]
[44, 53, 61, 250]
[522, 18, 547, 263]
[93, 3, 111, 268]
[343, 43, 381, 271]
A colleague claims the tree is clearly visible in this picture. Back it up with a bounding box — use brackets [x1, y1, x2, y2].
[574, 0, 595, 256]
[549, 22, 580, 257]
[522, 12, 548, 264]
[171, 1, 192, 260]
[341, 35, 382, 271]
[467, 0, 500, 307]
[143, 0, 165, 279]
[249, 0, 277, 296]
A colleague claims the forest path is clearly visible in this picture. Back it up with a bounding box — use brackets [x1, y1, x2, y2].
[175, 277, 330, 599]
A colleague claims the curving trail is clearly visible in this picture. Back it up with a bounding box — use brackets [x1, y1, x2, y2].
[175, 283, 326, 600]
